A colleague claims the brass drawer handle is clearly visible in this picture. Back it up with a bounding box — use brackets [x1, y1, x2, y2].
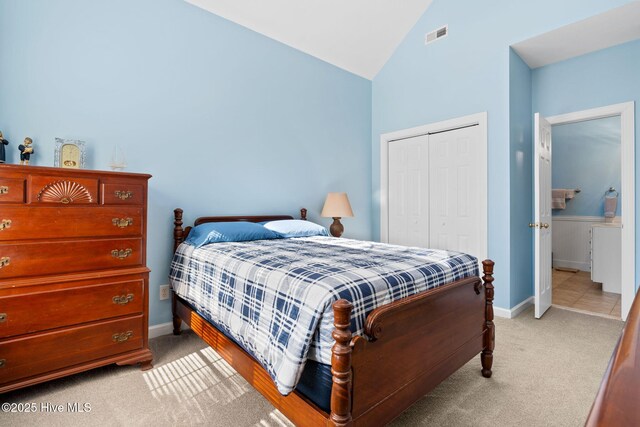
[112, 331, 133, 343]
[0, 219, 11, 230]
[0, 186, 8, 195]
[0, 257, 9, 269]
[113, 293, 134, 305]
[114, 190, 133, 200]
[0, 359, 5, 368]
[0, 313, 6, 322]
[111, 248, 132, 259]
[112, 217, 133, 228]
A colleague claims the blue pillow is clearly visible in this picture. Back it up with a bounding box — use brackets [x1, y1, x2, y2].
[262, 219, 329, 238]
[185, 222, 281, 247]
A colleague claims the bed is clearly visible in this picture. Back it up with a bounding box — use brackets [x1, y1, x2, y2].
[170, 208, 495, 426]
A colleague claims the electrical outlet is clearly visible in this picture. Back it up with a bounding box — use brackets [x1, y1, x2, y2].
[159, 284, 170, 300]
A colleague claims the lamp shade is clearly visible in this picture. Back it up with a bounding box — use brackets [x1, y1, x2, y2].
[321, 193, 354, 218]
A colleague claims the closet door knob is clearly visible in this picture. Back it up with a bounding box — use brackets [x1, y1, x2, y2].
[541, 223, 550, 229]
[528, 223, 538, 228]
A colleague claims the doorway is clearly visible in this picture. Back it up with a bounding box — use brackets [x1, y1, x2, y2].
[551, 116, 622, 318]
[380, 112, 488, 262]
[534, 102, 635, 320]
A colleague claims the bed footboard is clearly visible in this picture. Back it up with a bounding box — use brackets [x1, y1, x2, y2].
[330, 260, 495, 426]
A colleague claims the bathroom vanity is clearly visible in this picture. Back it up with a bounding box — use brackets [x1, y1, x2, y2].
[590, 223, 621, 294]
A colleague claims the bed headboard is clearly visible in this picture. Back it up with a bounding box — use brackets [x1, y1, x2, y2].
[173, 208, 307, 252]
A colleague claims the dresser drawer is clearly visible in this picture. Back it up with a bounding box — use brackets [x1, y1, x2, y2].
[102, 183, 144, 205]
[0, 279, 144, 338]
[0, 315, 143, 385]
[0, 178, 25, 203]
[0, 206, 143, 241]
[0, 238, 143, 279]
[30, 176, 99, 205]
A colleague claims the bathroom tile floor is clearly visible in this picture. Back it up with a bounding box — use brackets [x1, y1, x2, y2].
[552, 269, 621, 319]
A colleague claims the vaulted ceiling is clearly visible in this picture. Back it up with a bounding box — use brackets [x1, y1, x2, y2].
[185, 0, 640, 79]
[185, 0, 434, 80]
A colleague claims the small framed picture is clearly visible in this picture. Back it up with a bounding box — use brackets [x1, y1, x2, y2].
[54, 138, 86, 169]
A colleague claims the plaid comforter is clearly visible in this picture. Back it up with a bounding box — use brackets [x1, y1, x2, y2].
[169, 236, 478, 394]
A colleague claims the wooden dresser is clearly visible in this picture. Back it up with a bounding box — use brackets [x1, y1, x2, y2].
[0, 165, 153, 393]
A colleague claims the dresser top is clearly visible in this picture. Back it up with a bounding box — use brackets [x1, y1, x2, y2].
[0, 164, 151, 180]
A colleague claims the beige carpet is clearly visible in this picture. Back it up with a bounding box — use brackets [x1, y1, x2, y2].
[2, 307, 623, 426]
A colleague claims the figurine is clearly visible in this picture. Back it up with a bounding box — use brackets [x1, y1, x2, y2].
[19, 137, 34, 165]
[0, 131, 8, 163]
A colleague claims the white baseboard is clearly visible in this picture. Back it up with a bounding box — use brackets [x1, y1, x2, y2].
[148, 321, 190, 339]
[494, 296, 534, 319]
[493, 306, 510, 318]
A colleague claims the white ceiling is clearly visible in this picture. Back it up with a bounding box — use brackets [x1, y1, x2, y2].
[512, 1, 640, 69]
[184, 0, 433, 80]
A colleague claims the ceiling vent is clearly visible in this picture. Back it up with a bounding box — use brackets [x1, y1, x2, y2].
[425, 25, 448, 45]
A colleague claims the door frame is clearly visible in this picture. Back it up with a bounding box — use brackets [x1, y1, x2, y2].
[546, 101, 635, 320]
[379, 112, 488, 262]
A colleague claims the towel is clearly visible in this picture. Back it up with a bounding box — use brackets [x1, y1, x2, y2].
[604, 196, 617, 218]
[552, 189, 567, 209]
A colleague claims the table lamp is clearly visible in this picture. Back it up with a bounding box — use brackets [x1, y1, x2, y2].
[321, 192, 354, 237]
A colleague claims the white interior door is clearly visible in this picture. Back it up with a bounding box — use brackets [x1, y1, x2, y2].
[428, 126, 483, 257]
[534, 113, 553, 318]
[388, 135, 429, 247]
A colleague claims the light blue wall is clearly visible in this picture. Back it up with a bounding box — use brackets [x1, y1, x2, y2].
[533, 39, 640, 291]
[509, 49, 533, 307]
[372, 0, 635, 310]
[0, 0, 372, 326]
[552, 117, 621, 217]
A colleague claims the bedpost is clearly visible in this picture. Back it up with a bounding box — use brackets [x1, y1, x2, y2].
[173, 208, 184, 252]
[172, 208, 184, 335]
[481, 259, 495, 378]
[300, 208, 307, 220]
[329, 299, 353, 427]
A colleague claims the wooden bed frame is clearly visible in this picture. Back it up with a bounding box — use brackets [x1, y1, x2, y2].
[171, 208, 495, 426]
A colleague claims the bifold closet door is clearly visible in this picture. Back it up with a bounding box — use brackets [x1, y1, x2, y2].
[387, 125, 482, 255]
[428, 125, 482, 256]
[388, 135, 429, 247]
